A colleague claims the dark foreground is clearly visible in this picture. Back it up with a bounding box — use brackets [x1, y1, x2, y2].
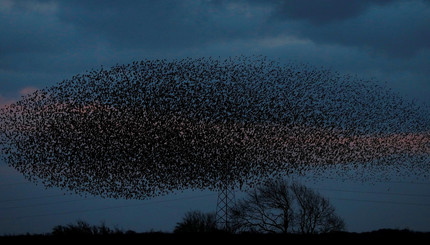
[1, 229, 429, 243]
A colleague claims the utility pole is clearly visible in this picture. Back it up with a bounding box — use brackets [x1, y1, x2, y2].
[215, 183, 236, 231]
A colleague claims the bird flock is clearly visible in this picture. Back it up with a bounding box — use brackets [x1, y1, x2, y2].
[0, 56, 429, 199]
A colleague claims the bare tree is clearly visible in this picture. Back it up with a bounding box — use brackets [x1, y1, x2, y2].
[291, 183, 345, 234]
[174, 210, 218, 233]
[52, 220, 122, 236]
[231, 180, 345, 234]
[231, 179, 294, 233]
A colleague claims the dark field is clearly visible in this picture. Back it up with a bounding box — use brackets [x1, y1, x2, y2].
[1, 229, 429, 243]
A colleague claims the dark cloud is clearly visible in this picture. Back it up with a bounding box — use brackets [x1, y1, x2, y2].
[3, 0, 429, 59]
[246, 0, 397, 24]
[57, 1, 209, 49]
[54, 0, 265, 52]
[0, 7, 65, 55]
[225, 0, 430, 58]
[293, 1, 430, 58]
[0, 0, 428, 104]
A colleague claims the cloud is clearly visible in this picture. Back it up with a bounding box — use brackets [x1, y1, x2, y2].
[0, 0, 58, 14]
[295, 1, 430, 58]
[0, 86, 38, 108]
[0, 94, 15, 108]
[231, 0, 395, 24]
[54, 0, 261, 52]
[19, 87, 38, 96]
[223, 0, 430, 58]
[0, 1, 69, 56]
[2, 0, 429, 58]
[0, 0, 428, 107]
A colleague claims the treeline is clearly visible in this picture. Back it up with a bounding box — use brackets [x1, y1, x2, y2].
[1, 226, 429, 243]
[1, 181, 430, 241]
[175, 180, 344, 234]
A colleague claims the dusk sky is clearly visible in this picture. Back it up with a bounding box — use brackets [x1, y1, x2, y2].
[1, 0, 430, 235]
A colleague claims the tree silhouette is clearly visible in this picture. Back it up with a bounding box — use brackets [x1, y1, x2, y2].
[230, 180, 345, 234]
[0, 56, 428, 200]
[290, 182, 345, 234]
[230, 179, 294, 233]
[52, 220, 122, 236]
[174, 210, 218, 233]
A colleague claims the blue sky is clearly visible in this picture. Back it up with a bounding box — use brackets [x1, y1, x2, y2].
[0, 0, 429, 234]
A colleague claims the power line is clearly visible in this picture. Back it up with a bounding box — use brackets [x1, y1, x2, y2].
[1, 193, 217, 221]
[0, 181, 30, 187]
[332, 197, 430, 207]
[315, 176, 430, 186]
[2, 187, 429, 211]
[2, 187, 428, 210]
[0, 194, 69, 203]
[0, 197, 98, 210]
[1, 183, 429, 205]
[316, 187, 430, 198]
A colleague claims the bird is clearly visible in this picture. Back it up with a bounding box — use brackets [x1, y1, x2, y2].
[0, 56, 428, 200]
